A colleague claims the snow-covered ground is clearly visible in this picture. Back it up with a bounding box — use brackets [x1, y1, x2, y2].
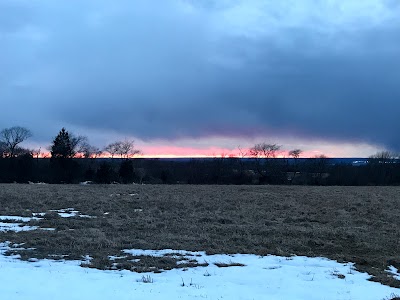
[0, 243, 398, 300]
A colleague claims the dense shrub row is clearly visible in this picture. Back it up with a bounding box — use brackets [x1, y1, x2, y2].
[1, 155, 400, 185]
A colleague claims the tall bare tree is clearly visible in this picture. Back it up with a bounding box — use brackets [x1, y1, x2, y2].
[0, 126, 32, 157]
[70, 135, 88, 156]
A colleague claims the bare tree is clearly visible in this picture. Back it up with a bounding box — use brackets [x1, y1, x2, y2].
[0, 141, 6, 158]
[249, 143, 281, 158]
[288, 149, 302, 159]
[32, 148, 41, 159]
[368, 151, 397, 164]
[249, 143, 282, 183]
[13, 147, 32, 156]
[104, 142, 121, 158]
[287, 149, 303, 183]
[236, 145, 249, 175]
[92, 148, 103, 158]
[67, 134, 103, 158]
[312, 154, 329, 184]
[31, 148, 42, 162]
[70, 135, 89, 156]
[237, 146, 248, 159]
[0, 126, 32, 157]
[116, 140, 141, 158]
[105, 140, 141, 159]
[80, 142, 102, 158]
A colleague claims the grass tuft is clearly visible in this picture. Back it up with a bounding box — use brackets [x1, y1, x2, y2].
[383, 294, 400, 300]
[137, 275, 153, 283]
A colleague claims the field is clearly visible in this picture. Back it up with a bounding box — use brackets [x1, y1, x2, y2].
[0, 183, 400, 291]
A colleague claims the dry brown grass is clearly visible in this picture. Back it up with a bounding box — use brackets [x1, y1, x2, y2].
[1, 183, 400, 287]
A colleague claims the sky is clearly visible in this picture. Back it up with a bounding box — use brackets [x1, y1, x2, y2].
[1, 0, 399, 157]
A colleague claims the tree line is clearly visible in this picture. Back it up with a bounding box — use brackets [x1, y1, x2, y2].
[1, 126, 400, 185]
[0, 126, 141, 159]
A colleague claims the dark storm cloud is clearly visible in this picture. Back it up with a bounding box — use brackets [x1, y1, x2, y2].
[1, 1, 399, 150]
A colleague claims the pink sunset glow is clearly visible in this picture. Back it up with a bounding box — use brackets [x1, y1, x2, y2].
[33, 147, 324, 159]
[31, 144, 377, 159]
[138, 147, 337, 159]
[28, 134, 383, 159]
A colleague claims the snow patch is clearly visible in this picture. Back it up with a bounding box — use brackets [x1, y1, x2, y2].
[0, 215, 46, 232]
[32, 213, 46, 217]
[0, 215, 57, 232]
[49, 208, 96, 219]
[124, 249, 203, 258]
[0, 244, 398, 299]
[0, 222, 39, 232]
[108, 255, 128, 261]
[387, 266, 400, 280]
[80, 181, 93, 185]
[0, 216, 41, 222]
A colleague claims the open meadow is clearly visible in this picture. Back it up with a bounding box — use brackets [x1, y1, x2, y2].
[0, 184, 400, 299]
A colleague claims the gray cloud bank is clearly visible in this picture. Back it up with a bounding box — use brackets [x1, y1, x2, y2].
[1, 0, 399, 150]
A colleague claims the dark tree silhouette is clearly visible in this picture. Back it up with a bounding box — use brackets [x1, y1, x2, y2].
[250, 143, 281, 158]
[50, 128, 74, 159]
[249, 142, 283, 183]
[368, 151, 397, 164]
[105, 140, 141, 158]
[0, 141, 6, 158]
[79, 141, 102, 158]
[0, 126, 32, 158]
[50, 128, 90, 159]
[49, 128, 82, 183]
[117, 140, 141, 158]
[288, 149, 302, 159]
[95, 162, 116, 184]
[104, 142, 120, 158]
[119, 160, 135, 183]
